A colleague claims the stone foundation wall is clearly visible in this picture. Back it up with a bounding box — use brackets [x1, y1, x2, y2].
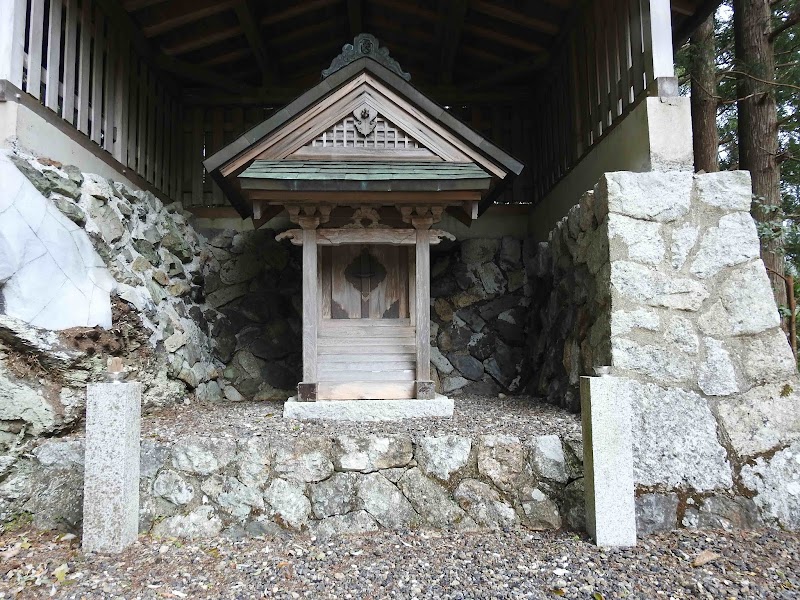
[529, 169, 800, 532]
[429, 238, 529, 395]
[1, 432, 584, 538]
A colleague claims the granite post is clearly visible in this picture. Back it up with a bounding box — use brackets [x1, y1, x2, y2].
[82, 382, 141, 553]
[581, 375, 637, 547]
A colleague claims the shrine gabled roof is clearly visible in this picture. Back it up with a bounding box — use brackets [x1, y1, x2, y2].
[203, 38, 524, 219]
[238, 161, 491, 192]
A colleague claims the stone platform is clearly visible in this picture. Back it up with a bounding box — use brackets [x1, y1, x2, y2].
[283, 396, 454, 421]
[2, 396, 585, 540]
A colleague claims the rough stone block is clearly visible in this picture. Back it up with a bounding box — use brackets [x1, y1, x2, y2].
[599, 171, 692, 223]
[580, 376, 636, 547]
[82, 382, 141, 553]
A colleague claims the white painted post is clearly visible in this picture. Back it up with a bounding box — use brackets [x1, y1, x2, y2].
[580, 375, 637, 547]
[0, 0, 26, 87]
[643, 0, 678, 96]
[82, 381, 141, 553]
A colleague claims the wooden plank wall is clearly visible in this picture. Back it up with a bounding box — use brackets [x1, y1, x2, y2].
[20, 0, 182, 199]
[179, 102, 534, 208]
[529, 0, 657, 202]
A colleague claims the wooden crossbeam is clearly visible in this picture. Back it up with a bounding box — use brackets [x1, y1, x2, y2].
[464, 54, 550, 90]
[234, 0, 276, 84]
[471, 1, 561, 35]
[438, 0, 470, 85]
[261, 0, 337, 26]
[200, 48, 250, 68]
[161, 25, 242, 56]
[462, 23, 547, 53]
[139, 0, 238, 37]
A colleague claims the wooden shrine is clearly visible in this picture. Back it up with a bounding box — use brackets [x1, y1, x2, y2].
[204, 35, 523, 402]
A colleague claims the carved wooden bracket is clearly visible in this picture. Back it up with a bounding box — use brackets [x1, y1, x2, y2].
[286, 204, 331, 228]
[399, 205, 444, 229]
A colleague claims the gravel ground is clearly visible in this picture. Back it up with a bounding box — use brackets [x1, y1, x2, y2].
[62, 395, 582, 443]
[1, 526, 798, 599]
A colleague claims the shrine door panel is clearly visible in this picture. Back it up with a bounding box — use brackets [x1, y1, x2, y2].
[320, 245, 409, 320]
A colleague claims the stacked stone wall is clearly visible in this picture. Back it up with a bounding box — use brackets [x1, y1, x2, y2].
[1, 432, 584, 538]
[527, 169, 800, 532]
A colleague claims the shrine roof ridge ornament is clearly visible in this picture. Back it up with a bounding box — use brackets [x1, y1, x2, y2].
[322, 33, 411, 81]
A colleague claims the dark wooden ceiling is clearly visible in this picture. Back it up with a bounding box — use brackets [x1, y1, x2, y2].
[119, 0, 715, 106]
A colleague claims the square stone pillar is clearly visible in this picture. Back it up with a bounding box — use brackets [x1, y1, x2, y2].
[580, 375, 637, 547]
[82, 382, 141, 553]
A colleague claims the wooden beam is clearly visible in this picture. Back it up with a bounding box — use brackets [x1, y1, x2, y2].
[181, 85, 535, 106]
[301, 225, 319, 384]
[260, 0, 337, 26]
[462, 23, 547, 53]
[121, 0, 167, 11]
[414, 226, 431, 384]
[371, 0, 438, 21]
[347, 0, 363, 37]
[464, 54, 550, 90]
[139, 0, 238, 37]
[277, 228, 455, 246]
[247, 191, 483, 203]
[155, 53, 256, 94]
[234, 0, 276, 84]
[471, 1, 561, 36]
[200, 48, 251, 67]
[161, 25, 242, 56]
[439, 0, 470, 85]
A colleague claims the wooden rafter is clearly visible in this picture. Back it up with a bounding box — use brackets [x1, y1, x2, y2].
[200, 48, 250, 67]
[471, 1, 560, 36]
[161, 25, 241, 56]
[261, 0, 338, 26]
[272, 18, 347, 45]
[234, 0, 276, 84]
[464, 54, 551, 90]
[122, 0, 166, 11]
[438, 0, 469, 85]
[462, 23, 547, 53]
[347, 0, 363, 37]
[139, 0, 238, 37]
[371, 0, 438, 21]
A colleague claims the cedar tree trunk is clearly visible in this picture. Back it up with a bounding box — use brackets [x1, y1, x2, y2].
[690, 15, 720, 173]
[734, 0, 786, 310]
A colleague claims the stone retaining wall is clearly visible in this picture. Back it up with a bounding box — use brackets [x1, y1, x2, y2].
[1, 432, 584, 538]
[528, 169, 800, 532]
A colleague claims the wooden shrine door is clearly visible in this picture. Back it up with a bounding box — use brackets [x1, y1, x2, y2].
[317, 244, 416, 399]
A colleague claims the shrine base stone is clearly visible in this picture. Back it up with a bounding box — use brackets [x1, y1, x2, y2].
[82, 382, 141, 553]
[283, 397, 454, 421]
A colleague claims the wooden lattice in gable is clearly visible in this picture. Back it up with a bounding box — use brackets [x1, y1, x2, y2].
[308, 115, 426, 151]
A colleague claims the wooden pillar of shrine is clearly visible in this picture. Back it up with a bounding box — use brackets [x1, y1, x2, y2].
[413, 215, 435, 400]
[298, 215, 320, 401]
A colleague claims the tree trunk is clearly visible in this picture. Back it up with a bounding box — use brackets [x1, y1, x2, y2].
[734, 0, 786, 311]
[690, 15, 719, 173]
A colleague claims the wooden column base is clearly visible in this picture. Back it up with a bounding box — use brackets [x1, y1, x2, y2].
[415, 380, 435, 400]
[297, 382, 318, 402]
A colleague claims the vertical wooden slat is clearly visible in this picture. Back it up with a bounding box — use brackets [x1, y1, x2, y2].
[641, 0, 675, 82]
[127, 58, 138, 169]
[211, 107, 224, 205]
[595, 0, 610, 133]
[153, 82, 162, 188]
[617, 0, 633, 110]
[171, 100, 181, 200]
[191, 107, 204, 206]
[44, 0, 63, 111]
[90, 3, 104, 143]
[630, 0, 645, 96]
[112, 36, 128, 162]
[61, 0, 78, 124]
[103, 24, 115, 152]
[162, 94, 171, 194]
[26, 0, 46, 98]
[0, 0, 27, 87]
[76, 0, 91, 134]
[136, 62, 147, 177]
[146, 72, 156, 183]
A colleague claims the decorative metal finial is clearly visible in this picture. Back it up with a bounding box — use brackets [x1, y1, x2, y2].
[322, 33, 411, 81]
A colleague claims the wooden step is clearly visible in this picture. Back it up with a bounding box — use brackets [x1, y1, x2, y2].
[318, 325, 416, 339]
[317, 381, 416, 400]
[317, 342, 416, 355]
[317, 368, 416, 382]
